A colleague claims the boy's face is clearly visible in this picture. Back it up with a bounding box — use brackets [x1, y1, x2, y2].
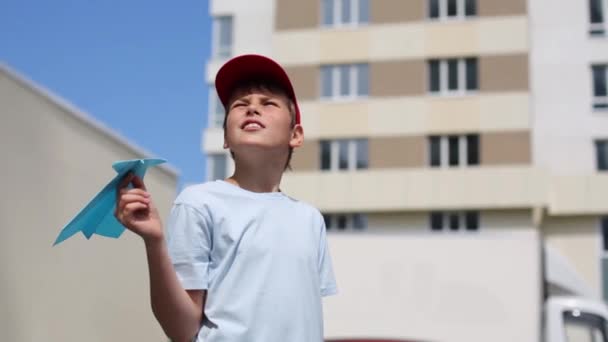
[223, 88, 303, 158]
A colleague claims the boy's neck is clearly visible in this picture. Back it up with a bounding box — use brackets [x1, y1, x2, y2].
[226, 155, 284, 193]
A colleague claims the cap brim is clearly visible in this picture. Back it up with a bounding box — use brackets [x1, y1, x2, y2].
[215, 54, 301, 124]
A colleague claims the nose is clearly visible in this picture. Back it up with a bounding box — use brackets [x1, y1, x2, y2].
[246, 102, 260, 116]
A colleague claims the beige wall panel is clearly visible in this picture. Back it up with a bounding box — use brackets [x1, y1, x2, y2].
[285, 93, 530, 141]
[275, 0, 320, 30]
[425, 21, 478, 57]
[320, 29, 372, 63]
[285, 65, 319, 101]
[549, 175, 608, 215]
[479, 0, 528, 17]
[367, 209, 533, 231]
[370, 60, 426, 97]
[291, 139, 319, 171]
[543, 217, 601, 298]
[481, 131, 531, 165]
[282, 166, 544, 212]
[370, 24, 427, 61]
[480, 54, 529, 92]
[314, 100, 372, 138]
[369, 136, 426, 168]
[274, 31, 321, 65]
[0, 69, 177, 341]
[370, 0, 425, 24]
[478, 17, 529, 56]
[273, 17, 528, 66]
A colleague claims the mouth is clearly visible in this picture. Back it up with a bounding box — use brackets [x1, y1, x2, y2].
[241, 119, 265, 130]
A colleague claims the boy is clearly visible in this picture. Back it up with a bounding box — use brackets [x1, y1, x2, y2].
[115, 54, 337, 342]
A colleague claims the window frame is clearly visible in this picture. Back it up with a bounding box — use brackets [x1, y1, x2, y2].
[596, 139, 608, 171]
[321, 63, 370, 101]
[207, 153, 229, 181]
[208, 86, 225, 128]
[427, 0, 477, 21]
[428, 58, 479, 96]
[324, 213, 368, 231]
[428, 134, 480, 168]
[321, 0, 370, 28]
[320, 139, 369, 171]
[212, 16, 233, 59]
[589, 0, 608, 36]
[429, 211, 480, 232]
[592, 64, 608, 110]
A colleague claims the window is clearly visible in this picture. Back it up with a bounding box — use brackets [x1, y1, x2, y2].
[428, 0, 476, 20]
[324, 213, 368, 231]
[428, 58, 478, 94]
[590, 0, 607, 36]
[212, 16, 233, 59]
[596, 140, 608, 171]
[563, 310, 608, 342]
[430, 211, 479, 231]
[602, 217, 608, 300]
[592, 65, 608, 109]
[207, 154, 228, 181]
[208, 86, 225, 128]
[322, 0, 369, 27]
[428, 134, 480, 167]
[321, 64, 369, 99]
[320, 139, 368, 171]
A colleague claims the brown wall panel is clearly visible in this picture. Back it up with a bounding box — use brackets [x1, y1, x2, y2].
[370, 60, 426, 97]
[478, 0, 527, 17]
[481, 131, 531, 165]
[369, 136, 426, 168]
[480, 54, 529, 92]
[371, 0, 426, 24]
[276, 0, 320, 30]
[285, 65, 319, 101]
[291, 140, 319, 171]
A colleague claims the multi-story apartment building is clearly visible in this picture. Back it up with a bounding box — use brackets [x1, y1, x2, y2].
[202, 0, 608, 305]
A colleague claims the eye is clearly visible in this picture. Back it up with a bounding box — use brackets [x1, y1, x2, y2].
[264, 100, 279, 107]
[231, 102, 246, 109]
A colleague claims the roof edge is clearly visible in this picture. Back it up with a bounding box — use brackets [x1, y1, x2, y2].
[0, 62, 180, 179]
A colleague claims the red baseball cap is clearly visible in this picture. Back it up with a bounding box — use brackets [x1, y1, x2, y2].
[215, 54, 301, 125]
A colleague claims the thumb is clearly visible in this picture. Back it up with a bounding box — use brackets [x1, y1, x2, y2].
[131, 175, 148, 191]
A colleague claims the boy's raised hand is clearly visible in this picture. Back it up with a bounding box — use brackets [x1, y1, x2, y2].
[115, 173, 163, 243]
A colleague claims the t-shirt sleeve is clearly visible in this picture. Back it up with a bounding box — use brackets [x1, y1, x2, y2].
[166, 202, 213, 290]
[317, 214, 338, 297]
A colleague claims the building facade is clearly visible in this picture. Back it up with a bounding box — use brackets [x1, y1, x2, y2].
[202, 0, 608, 307]
[0, 65, 179, 341]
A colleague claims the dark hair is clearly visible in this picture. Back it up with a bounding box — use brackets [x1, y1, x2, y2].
[222, 78, 297, 170]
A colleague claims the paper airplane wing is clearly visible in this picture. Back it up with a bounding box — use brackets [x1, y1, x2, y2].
[53, 158, 166, 246]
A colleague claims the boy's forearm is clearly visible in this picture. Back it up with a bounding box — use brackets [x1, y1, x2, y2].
[144, 237, 202, 342]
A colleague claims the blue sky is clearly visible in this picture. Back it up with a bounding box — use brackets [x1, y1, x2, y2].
[1, 0, 212, 187]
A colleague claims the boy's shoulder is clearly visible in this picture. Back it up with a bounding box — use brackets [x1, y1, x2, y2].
[173, 181, 226, 207]
[174, 180, 324, 221]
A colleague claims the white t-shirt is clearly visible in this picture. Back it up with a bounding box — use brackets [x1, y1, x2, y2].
[166, 180, 337, 342]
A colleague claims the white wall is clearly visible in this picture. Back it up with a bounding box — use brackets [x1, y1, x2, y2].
[530, 0, 608, 175]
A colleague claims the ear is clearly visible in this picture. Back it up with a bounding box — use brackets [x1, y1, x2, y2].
[289, 124, 304, 149]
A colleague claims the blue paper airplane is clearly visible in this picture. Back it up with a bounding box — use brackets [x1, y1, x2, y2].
[53, 158, 166, 246]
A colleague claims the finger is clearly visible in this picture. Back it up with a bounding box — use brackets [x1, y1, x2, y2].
[124, 202, 149, 216]
[124, 188, 150, 198]
[118, 195, 149, 215]
[120, 193, 151, 204]
[118, 172, 134, 190]
[131, 175, 147, 191]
